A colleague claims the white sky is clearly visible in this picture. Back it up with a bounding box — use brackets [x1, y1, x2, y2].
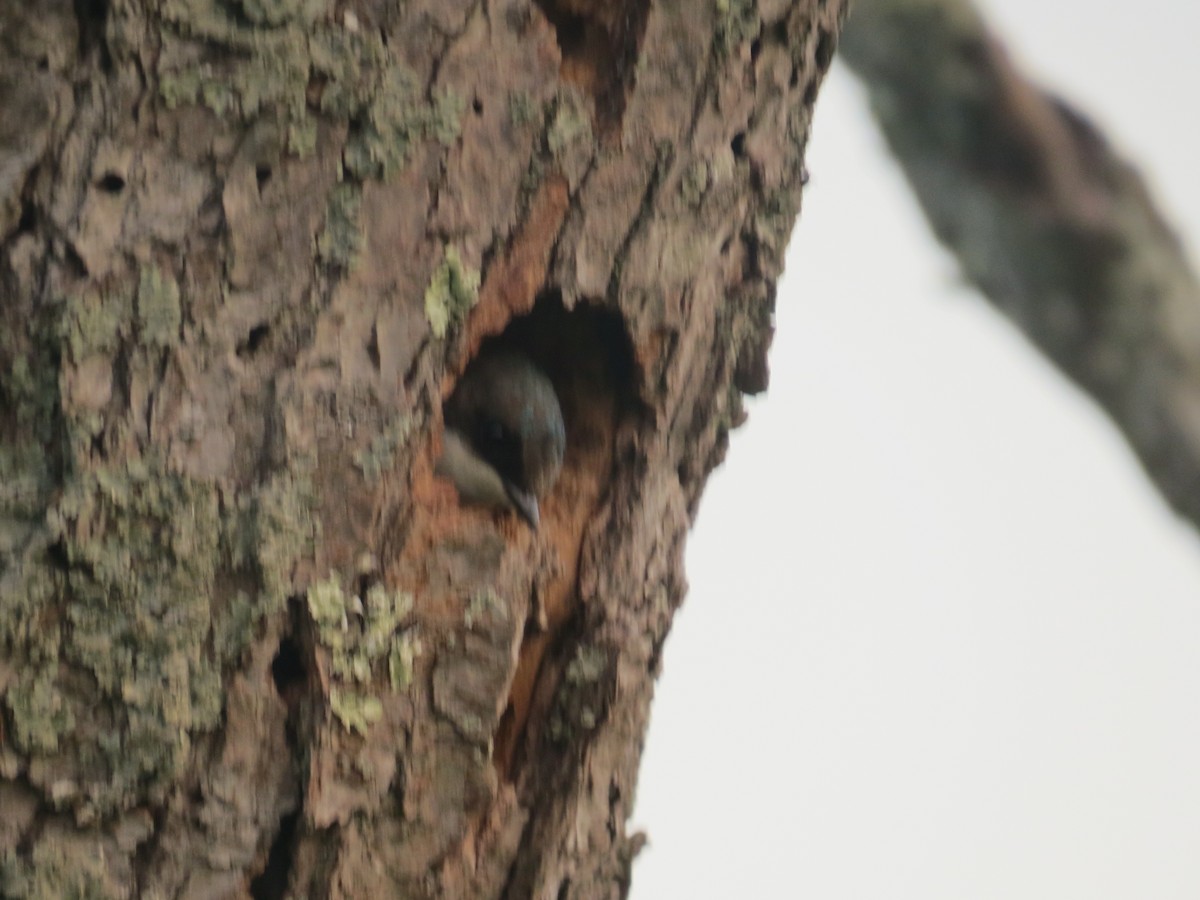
[632, 3, 1200, 898]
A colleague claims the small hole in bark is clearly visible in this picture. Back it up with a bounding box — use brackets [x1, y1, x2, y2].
[271, 638, 306, 696]
[45, 539, 70, 571]
[366, 324, 381, 371]
[472, 97, 483, 115]
[731, 131, 747, 158]
[750, 36, 762, 61]
[803, 79, 819, 107]
[96, 172, 125, 193]
[249, 811, 299, 900]
[238, 324, 270, 357]
[255, 165, 272, 191]
[556, 879, 571, 900]
[744, 234, 760, 277]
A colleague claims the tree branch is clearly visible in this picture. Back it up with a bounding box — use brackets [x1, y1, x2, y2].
[840, 0, 1200, 526]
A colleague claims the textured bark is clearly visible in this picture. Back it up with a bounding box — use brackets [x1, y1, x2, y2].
[840, 0, 1200, 528]
[0, 0, 844, 896]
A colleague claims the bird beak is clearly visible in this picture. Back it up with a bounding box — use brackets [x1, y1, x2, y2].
[504, 484, 540, 530]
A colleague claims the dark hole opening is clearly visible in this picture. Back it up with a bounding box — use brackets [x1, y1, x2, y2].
[271, 637, 306, 696]
[731, 131, 747, 158]
[366, 324, 381, 371]
[97, 172, 125, 193]
[534, 1, 587, 56]
[72, 0, 111, 71]
[248, 811, 299, 900]
[237, 324, 271, 357]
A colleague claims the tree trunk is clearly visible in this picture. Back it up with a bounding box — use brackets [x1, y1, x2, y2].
[0, 0, 843, 895]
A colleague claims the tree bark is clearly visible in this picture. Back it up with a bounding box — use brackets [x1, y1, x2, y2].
[840, 0, 1200, 529]
[0, 0, 844, 895]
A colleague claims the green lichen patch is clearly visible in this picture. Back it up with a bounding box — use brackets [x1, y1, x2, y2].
[62, 283, 129, 361]
[715, 0, 759, 55]
[681, 159, 710, 207]
[5, 465, 226, 812]
[5, 664, 74, 755]
[0, 441, 54, 569]
[158, 4, 463, 175]
[463, 588, 506, 631]
[353, 415, 413, 482]
[330, 687, 383, 736]
[136, 265, 182, 347]
[546, 90, 592, 160]
[215, 469, 317, 663]
[159, 0, 311, 120]
[0, 839, 115, 900]
[342, 66, 464, 181]
[548, 643, 611, 744]
[0, 458, 318, 816]
[508, 90, 539, 127]
[388, 631, 420, 691]
[307, 577, 418, 734]
[423, 246, 479, 339]
[316, 181, 363, 270]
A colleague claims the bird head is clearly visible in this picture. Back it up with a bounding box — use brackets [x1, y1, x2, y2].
[438, 349, 565, 528]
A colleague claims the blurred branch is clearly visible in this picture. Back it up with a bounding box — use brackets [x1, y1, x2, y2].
[839, 0, 1200, 527]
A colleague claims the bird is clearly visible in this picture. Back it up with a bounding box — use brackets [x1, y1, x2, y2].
[436, 348, 565, 529]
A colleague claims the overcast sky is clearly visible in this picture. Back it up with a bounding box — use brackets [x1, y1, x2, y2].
[632, 3, 1200, 898]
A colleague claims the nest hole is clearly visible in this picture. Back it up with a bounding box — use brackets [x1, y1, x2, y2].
[470, 293, 637, 493]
